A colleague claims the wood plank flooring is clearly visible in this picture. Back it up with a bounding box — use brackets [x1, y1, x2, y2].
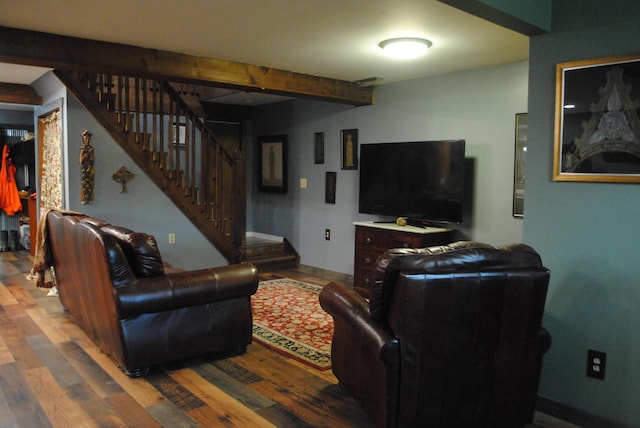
[0, 249, 577, 427]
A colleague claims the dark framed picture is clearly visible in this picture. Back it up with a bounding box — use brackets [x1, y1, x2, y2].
[513, 113, 527, 218]
[258, 135, 288, 193]
[172, 123, 186, 147]
[314, 132, 325, 164]
[325, 171, 336, 204]
[340, 129, 358, 170]
[554, 54, 640, 183]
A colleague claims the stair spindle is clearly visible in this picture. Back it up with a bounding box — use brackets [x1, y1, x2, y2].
[98, 73, 104, 103]
[188, 120, 195, 198]
[116, 75, 124, 122]
[152, 81, 158, 161]
[85, 72, 92, 90]
[215, 147, 222, 227]
[134, 78, 140, 142]
[159, 83, 165, 169]
[168, 97, 175, 179]
[142, 79, 148, 151]
[124, 76, 130, 132]
[201, 132, 209, 215]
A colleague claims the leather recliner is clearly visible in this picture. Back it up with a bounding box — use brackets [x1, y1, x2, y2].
[319, 241, 551, 428]
[43, 210, 258, 377]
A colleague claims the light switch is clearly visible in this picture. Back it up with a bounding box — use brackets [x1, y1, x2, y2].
[300, 178, 308, 188]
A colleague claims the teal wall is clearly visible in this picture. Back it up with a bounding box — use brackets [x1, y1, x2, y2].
[526, 1, 640, 425]
[479, 0, 551, 30]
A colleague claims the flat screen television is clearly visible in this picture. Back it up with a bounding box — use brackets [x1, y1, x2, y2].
[359, 140, 466, 225]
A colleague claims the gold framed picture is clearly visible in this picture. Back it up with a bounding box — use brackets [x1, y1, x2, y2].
[553, 54, 640, 183]
[340, 129, 358, 170]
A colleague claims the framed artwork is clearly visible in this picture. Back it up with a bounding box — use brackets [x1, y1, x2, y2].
[172, 123, 186, 147]
[340, 129, 358, 170]
[325, 171, 336, 204]
[553, 54, 640, 182]
[513, 113, 527, 218]
[314, 132, 325, 164]
[258, 135, 288, 193]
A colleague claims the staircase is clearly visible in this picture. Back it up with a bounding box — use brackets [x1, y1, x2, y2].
[56, 70, 245, 263]
[241, 234, 300, 272]
[56, 70, 300, 270]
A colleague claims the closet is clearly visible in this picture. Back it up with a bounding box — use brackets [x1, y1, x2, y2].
[1, 125, 36, 253]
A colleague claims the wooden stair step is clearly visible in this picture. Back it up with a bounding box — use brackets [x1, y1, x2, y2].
[241, 243, 287, 259]
[245, 254, 299, 272]
[246, 253, 297, 263]
[240, 236, 299, 271]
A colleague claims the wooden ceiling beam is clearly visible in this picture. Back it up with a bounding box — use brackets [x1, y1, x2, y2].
[0, 26, 374, 106]
[0, 82, 43, 105]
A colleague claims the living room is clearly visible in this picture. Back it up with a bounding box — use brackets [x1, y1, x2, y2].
[2, 1, 640, 426]
[255, 5, 640, 424]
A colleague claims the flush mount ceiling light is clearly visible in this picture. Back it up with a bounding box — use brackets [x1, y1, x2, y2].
[379, 37, 432, 59]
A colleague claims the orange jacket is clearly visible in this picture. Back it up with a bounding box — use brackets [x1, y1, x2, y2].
[0, 145, 22, 216]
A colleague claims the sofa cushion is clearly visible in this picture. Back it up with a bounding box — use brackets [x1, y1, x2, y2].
[72, 221, 135, 288]
[116, 263, 259, 318]
[102, 225, 165, 277]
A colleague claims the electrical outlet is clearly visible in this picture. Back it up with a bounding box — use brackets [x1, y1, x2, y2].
[168, 233, 176, 244]
[325, 229, 330, 240]
[587, 349, 606, 380]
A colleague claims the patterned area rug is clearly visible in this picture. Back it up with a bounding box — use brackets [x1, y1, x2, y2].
[252, 278, 333, 370]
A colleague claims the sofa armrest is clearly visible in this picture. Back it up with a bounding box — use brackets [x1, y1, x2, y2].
[116, 262, 258, 318]
[319, 281, 398, 366]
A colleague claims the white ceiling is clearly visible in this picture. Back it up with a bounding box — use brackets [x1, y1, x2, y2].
[0, 0, 529, 105]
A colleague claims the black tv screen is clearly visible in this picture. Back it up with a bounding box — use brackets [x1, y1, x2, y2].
[359, 140, 466, 224]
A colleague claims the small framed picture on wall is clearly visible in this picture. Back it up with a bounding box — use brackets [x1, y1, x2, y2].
[314, 132, 324, 164]
[258, 135, 288, 193]
[341, 129, 358, 170]
[325, 171, 336, 204]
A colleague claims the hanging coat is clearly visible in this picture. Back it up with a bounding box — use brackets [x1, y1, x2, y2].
[0, 145, 22, 216]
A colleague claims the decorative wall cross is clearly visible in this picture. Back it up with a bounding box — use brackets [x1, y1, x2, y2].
[111, 166, 135, 193]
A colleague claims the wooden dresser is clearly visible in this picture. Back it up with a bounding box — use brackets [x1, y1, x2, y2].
[353, 221, 454, 297]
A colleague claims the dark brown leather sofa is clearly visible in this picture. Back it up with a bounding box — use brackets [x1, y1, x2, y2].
[319, 241, 551, 428]
[44, 210, 258, 377]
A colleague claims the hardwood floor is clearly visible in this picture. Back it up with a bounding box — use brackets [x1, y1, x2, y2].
[0, 249, 576, 427]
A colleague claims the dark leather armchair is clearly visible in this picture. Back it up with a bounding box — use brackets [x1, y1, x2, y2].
[319, 241, 551, 428]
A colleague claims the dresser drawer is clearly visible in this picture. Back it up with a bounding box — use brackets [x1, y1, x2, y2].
[353, 223, 454, 298]
[355, 248, 383, 270]
[356, 227, 421, 250]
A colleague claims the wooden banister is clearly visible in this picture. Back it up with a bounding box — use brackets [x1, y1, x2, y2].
[56, 70, 244, 262]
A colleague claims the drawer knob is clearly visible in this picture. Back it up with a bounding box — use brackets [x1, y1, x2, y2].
[403, 242, 409, 248]
[364, 277, 370, 285]
[365, 237, 371, 245]
[364, 257, 371, 265]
